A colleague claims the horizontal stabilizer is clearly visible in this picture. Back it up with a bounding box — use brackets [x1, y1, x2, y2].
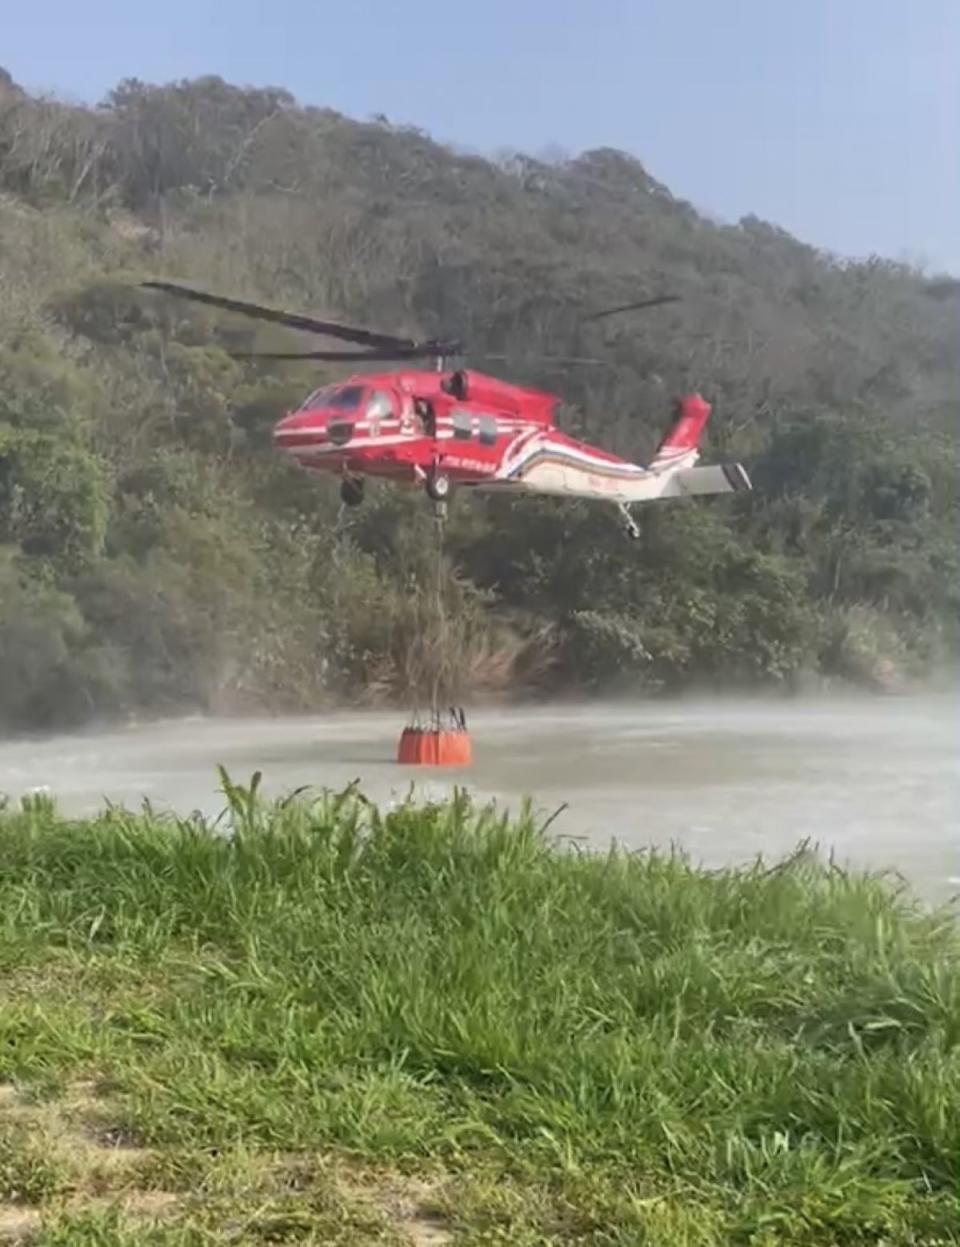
[669, 462, 752, 496]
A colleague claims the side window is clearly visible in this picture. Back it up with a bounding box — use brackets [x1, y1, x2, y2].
[478, 415, 498, 446]
[366, 391, 395, 421]
[452, 410, 473, 441]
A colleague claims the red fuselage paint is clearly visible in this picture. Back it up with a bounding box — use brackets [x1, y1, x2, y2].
[272, 368, 710, 495]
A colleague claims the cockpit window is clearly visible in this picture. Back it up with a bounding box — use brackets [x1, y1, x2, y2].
[327, 385, 365, 411]
[299, 386, 330, 411]
[299, 385, 365, 412]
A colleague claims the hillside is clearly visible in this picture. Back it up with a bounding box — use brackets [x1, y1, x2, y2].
[0, 71, 957, 730]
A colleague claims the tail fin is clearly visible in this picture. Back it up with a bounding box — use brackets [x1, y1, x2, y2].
[651, 394, 711, 467]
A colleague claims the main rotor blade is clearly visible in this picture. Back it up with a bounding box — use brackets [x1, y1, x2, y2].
[229, 346, 452, 362]
[474, 353, 610, 366]
[582, 294, 681, 321]
[141, 280, 426, 352]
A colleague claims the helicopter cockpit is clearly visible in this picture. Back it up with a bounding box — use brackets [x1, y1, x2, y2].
[298, 385, 400, 417]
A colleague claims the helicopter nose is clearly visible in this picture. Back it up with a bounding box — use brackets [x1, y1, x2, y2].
[273, 410, 321, 451]
[272, 412, 296, 444]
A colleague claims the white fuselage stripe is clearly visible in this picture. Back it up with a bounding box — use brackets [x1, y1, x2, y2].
[275, 417, 698, 480]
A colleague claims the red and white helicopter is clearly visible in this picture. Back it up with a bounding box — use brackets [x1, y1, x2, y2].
[143, 282, 751, 538]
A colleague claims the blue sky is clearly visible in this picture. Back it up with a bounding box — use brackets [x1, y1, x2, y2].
[4, 0, 958, 272]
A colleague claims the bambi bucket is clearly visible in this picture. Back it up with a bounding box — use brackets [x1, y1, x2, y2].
[397, 727, 473, 766]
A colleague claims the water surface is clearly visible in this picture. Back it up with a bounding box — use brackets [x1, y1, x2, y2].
[1, 697, 956, 902]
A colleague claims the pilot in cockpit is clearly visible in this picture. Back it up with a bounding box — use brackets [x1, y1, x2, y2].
[414, 398, 437, 439]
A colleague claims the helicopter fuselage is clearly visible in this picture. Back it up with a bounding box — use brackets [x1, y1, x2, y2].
[271, 367, 717, 505]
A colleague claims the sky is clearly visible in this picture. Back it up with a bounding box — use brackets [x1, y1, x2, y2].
[4, 0, 958, 273]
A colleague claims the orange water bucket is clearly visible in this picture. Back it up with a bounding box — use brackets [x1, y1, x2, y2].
[397, 727, 473, 767]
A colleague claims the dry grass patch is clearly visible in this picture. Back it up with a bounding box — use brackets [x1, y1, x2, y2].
[0, 1207, 40, 1244]
[338, 1168, 452, 1246]
[0, 1079, 181, 1241]
[0, 1086, 454, 1245]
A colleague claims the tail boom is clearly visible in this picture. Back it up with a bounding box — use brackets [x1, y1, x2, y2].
[481, 392, 750, 503]
[477, 453, 751, 503]
[551, 460, 752, 504]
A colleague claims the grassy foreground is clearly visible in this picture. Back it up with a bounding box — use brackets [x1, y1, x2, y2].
[0, 776, 957, 1246]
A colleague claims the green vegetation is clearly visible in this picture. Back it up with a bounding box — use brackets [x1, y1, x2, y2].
[0, 70, 958, 730]
[0, 777, 957, 1243]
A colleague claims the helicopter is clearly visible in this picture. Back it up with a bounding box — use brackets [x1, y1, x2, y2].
[141, 281, 752, 539]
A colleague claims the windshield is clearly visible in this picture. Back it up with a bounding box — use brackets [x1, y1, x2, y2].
[299, 386, 329, 410]
[299, 385, 365, 412]
[327, 385, 365, 411]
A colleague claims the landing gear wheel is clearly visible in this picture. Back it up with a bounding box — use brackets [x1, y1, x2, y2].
[425, 471, 451, 503]
[340, 476, 365, 508]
